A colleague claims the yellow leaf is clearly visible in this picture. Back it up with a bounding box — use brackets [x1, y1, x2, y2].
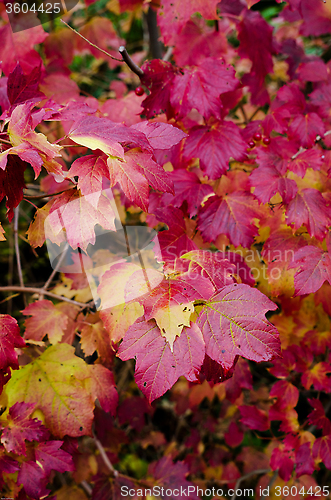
[153, 302, 195, 351]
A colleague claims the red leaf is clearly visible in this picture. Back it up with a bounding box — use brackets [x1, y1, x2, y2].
[86, 364, 118, 415]
[157, 0, 220, 45]
[249, 166, 298, 204]
[154, 206, 198, 262]
[35, 440, 75, 475]
[297, 60, 328, 82]
[255, 137, 298, 174]
[237, 10, 275, 105]
[289, 113, 325, 148]
[0, 314, 25, 372]
[68, 115, 151, 158]
[131, 121, 187, 150]
[301, 362, 331, 392]
[288, 148, 323, 178]
[17, 461, 49, 500]
[141, 60, 177, 119]
[0, 25, 47, 75]
[23, 300, 69, 344]
[45, 189, 117, 252]
[269, 380, 299, 409]
[69, 155, 110, 196]
[197, 283, 280, 369]
[0, 402, 49, 456]
[7, 63, 44, 108]
[118, 319, 205, 402]
[183, 121, 247, 179]
[307, 398, 331, 435]
[270, 446, 294, 481]
[239, 406, 270, 431]
[181, 250, 236, 290]
[170, 58, 239, 120]
[224, 421, 244, 447]
[286, 189, 331, 240]
[169, 169, 214, 217]
[0, 155, 27, 221]
[149, 456, 199, 498]
[313, 435, 331, 470]
[108, 151, 173, 211]
[295, 442, 315, 477]
[289, 245, 331, 295]
[198, 193, 261, 247]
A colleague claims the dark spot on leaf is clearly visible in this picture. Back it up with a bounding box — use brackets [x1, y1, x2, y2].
[143, 382, 147, 387]
[221, 350, 226, 353]
[39, 378, 41, 382]
[80, 426, 83, 431]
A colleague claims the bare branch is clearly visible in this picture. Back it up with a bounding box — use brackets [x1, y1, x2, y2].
[119, 46, 145, 78]
[42, 243, 69, 291]
[60, 19, 123, 62]
[14, 207, 27, 307]
[0, 286, 94, 309]
[93, 432, 118, 477]
[231, 469, 271, 500]
[163, 46, 173, 62]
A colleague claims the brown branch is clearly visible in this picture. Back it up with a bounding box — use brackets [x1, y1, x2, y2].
[145, 6, 163, 59]
[80, 480, 93, 496]
[0, 286, 93, 309]
[118, 46, 145, 78]
[24, 188, 74, 199]
[231, 469, 271, 500]
[93, 432, 118, 477]
[14, 207, 27, 307]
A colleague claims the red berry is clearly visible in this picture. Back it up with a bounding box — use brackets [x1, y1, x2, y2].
[263, 136, 271, 145]
[253, 131, 262, 141]
[248, 140, 255, 148]
[135, 86, 144, 96]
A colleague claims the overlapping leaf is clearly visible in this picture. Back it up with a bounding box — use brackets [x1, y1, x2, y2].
[197, 283, 280, 369]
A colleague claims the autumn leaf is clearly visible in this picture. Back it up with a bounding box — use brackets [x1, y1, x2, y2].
[118, 318, 205, 402]
[183, 121, 247, 179]
[197, 283, 280, 369]
[0, 314, 25, 372]
[23, 300, 69, 344]
[0, 344, 101, 437]
[198, 192, 261, 247]
[0, 402, 49, 455]
[289, 245, 331, 295]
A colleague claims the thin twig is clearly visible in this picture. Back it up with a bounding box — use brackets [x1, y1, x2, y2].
[231, 469, 271, 500]
[42, 243, 69, 292]
[0, 286, 94, 308]
[14, 207, 27, 307]
[119, 46, 145, 78]
[93, 432, 118, 477]
[261, 470, 278, 499]
[60, 19, 123, 62]
[24, 188, 74, 199]
[80, 480, 93, 496]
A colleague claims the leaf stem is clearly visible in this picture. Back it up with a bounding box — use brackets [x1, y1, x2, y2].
[231, 469, 271, 500]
